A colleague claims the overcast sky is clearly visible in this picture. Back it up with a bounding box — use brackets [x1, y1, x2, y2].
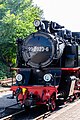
[33, 0, 80, 32]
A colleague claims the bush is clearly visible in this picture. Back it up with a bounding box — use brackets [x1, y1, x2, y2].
[0, 62, 11, 80]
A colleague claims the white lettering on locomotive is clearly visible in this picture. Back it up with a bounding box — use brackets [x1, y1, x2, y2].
[28, 46, 49, 52]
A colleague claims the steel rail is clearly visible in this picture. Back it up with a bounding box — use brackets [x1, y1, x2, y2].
[34, 111, 51, 120]
[0, 109, 25, 120]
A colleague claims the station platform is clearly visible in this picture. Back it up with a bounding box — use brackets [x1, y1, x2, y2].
[45, 99, 80, 120]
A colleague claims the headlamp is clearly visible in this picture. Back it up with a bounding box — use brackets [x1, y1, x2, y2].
[43, 74, 52, 82]
[16, 74, 23, 82]
[34, 19, 40, 27]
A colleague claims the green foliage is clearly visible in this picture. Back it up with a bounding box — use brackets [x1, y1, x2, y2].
[0, 62, 10, 79]
[0, 0, 42, 40]
[0, 0, 43, 78]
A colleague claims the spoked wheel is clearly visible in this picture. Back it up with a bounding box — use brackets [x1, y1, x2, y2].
[47, 96, 56, 111]
[50, 100, 56, 111]
[74, 93, 79, 99]
[69, 96, 74, 102]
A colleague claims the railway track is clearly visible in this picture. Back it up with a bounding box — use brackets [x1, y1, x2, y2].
[34, 111, 51, 120]
[0, 104, 51, 120]
[1, 110, 51, 120]
[0, 99, 80, 120]
[0, 87, 10, 93]
[0, 78, 15, 87]
[0, 109, 25, 120]
[0, 89, 80, 120]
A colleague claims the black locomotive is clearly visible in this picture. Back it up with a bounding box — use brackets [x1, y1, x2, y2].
[11, 20, 80, 110]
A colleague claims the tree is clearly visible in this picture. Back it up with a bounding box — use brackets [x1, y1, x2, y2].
[0, 0, 43, 78]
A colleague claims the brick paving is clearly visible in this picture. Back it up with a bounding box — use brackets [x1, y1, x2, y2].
[45, 100, 80, 120]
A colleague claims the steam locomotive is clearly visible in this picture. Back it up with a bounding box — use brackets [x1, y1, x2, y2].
[11, 20, 80, 111]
